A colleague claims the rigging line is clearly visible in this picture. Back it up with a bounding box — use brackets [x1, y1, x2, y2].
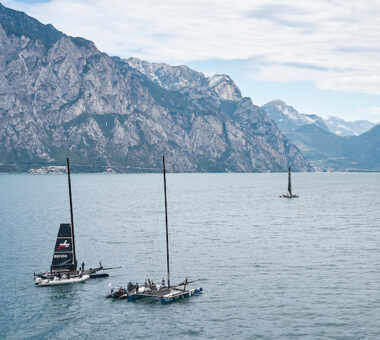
[142, 172, 161, 279]
[75, 171, 102, 264]
[166, 172, 181, 282]
[144, 172, 163, 280]
[154, 173, 165, 278]
[70, 172, 83, 262]
[74, 177, 100, 265]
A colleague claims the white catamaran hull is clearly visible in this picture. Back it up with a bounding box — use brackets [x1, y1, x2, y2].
[162, 287, 203, 304]
[35, 275, 90, 286]
[124, 286, 203, 303]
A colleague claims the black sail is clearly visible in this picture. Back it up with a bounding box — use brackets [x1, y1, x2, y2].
[51, 223, 76, 271]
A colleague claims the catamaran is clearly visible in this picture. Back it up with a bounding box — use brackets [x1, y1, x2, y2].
[34, 157, 116, 286]
[107, 156, 203, 304]
[280, 167, 299, 198]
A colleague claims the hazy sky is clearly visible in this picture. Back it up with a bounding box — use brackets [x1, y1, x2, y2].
[4, 0, 380, 122]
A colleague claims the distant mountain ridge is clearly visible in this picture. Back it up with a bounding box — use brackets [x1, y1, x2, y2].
[261, 100, 379, 170]
[261, 100, 328, 134]
[262, 99, 375, 137]
[126, 57, 243, 101]
[324, 116, 376, 136]
[0, 3, 311, 172]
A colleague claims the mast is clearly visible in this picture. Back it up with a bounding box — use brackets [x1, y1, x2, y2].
[66, 157, 77, 270]
[288, 167, 292, 196]
[162, 156, 170, 287]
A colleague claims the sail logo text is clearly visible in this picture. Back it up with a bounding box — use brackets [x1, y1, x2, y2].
[57, 240, 70, 250]
[53, 254, 68, 259]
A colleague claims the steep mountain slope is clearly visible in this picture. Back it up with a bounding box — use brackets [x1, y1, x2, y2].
[0, 2, 63, 46]
[345, 125, 380, 169]
[119, 58, 313, 172]
[261, 100, 380, 170]
[0, 3, 311, 172]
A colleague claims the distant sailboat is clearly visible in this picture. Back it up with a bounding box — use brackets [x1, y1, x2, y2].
[107, 156, 203, 303]
[280, 167, 299, 198]
[34, 157, 116, 286]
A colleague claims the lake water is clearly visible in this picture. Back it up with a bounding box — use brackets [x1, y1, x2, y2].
[0, 172, 379, 339]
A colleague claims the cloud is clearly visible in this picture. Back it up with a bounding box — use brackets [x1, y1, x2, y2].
[4, 0, 380, 95]
[368, 107, 380, 116]
[245, 3, 315, 30]
[356, 107, 380, 122]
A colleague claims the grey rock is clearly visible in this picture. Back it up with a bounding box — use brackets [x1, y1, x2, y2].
[0, 3, 311, 172]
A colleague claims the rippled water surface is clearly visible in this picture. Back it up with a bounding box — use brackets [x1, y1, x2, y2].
[1, 172, 380, 339]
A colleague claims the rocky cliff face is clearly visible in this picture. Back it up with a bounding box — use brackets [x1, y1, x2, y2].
[0, 3, 311, 172]
[126, 57, 242, 101]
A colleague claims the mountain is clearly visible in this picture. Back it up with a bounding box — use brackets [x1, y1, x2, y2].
[126, 57, 243, 101]
[261, 100, 328, 134]
[0, 2, 63, 46]
[262, 99, 375, 137]
[0, 3, 311, 172]
[347, 125, 380, 169]
[324, 116, 376, 136]
[261, 100, 380, 170]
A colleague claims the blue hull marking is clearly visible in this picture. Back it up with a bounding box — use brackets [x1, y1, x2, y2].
[161, 287, 203, 304]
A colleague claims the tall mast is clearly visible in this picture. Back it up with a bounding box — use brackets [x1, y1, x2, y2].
[66, 157, 77, 269]
[288, 167, 292, 196]
[162, 156, 170, 287]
